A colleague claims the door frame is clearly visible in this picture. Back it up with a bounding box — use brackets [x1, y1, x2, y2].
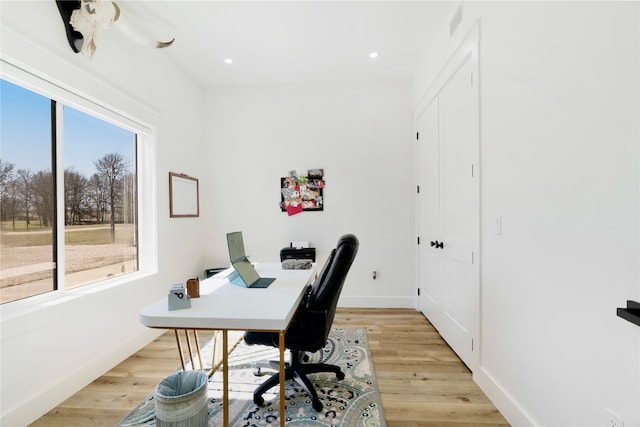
[414, 21, 481, 370]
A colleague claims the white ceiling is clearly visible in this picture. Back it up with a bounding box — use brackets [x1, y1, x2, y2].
[119, 1, 454, 87]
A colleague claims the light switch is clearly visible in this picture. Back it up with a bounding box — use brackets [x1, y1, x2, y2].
[494, 216, 502, 235]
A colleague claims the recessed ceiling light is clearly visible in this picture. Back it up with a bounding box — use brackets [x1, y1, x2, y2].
[224, 58, 233, 64]
[369, 52, 379, 59]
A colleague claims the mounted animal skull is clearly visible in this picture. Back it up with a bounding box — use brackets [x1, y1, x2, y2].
[56, 0, 174, 58]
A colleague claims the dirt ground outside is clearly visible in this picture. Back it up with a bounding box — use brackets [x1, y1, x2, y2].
[1, 226, 137, 303]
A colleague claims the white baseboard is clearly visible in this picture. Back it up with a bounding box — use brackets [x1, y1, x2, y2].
[338, 295, 416, 308]
[1, 328, 162, 427]
[474, 366, 538, 427]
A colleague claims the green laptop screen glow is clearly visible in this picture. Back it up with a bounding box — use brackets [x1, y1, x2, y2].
[227, 231, 247, 263]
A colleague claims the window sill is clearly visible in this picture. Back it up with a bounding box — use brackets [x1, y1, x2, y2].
[0, 269, 156, 323]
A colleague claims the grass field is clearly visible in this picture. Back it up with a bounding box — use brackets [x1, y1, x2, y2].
[0, 221, 50, 231]
[1, 222, 136, 247]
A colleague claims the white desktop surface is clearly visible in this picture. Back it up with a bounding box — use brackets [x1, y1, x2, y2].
[139, 262, 316, 427]
[140, 263, 316, 331]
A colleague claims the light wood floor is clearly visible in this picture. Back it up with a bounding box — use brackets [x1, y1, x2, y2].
[31, 308, 510, 426]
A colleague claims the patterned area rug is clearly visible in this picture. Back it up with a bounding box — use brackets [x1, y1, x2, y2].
[118, 328, 386, 427]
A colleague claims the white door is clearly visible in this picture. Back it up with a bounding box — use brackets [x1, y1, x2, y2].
[417, 97, 445, 331]
[417, 53, 479, 370]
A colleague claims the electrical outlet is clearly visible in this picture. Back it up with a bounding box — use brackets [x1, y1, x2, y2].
[606, 408, 624, 427]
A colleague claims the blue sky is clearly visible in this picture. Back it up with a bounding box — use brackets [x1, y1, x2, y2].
[1, 79, 135, 177]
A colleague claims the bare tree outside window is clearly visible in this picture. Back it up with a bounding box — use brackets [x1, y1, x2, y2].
[65, 168, 88, 226]
[94, 153, 127, 243]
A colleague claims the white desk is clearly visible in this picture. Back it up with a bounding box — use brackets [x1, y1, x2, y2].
[139, 263, 316, 427]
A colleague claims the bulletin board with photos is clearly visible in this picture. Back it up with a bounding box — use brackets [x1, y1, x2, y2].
[280, 169, 325, 216]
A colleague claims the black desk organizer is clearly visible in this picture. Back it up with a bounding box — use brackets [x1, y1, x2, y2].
[617, 300, 640, 327]
[205, 268, 226, 278]
[280, 247, 316, 262]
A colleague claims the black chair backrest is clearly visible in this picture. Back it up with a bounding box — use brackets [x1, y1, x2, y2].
[311, 248, 336, 300]
[309, 234, 359, 331]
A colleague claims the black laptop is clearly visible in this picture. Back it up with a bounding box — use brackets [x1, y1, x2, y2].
[226, 231, 276, 288]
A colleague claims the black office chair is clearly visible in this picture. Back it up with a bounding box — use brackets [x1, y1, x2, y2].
[243, 234, 359, 412]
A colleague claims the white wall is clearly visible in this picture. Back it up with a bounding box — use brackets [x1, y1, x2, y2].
[415, 2, 640, 426]
[3, 2, 638, 426]
[0, 2, 207, 425]
[202, 81, 416, 308]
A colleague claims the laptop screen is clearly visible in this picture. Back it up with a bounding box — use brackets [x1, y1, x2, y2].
[231, 259, 260, 286]
[226, 231, 247, 263]
[226, 231, 275, 288]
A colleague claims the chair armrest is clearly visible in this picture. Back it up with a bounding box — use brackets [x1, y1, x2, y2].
[300, 284, 313, 307]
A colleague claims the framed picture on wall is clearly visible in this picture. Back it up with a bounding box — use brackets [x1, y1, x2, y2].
[169, 172, 199, 217]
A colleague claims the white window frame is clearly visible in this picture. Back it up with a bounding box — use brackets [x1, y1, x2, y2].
[0, 58, 158, 311]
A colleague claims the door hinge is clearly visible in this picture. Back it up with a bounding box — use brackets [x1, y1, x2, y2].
[417, 288, 421, 296]
[416, 132, 419, 140]
[417, 185, 420, 194]
[417, 236, 421, 245]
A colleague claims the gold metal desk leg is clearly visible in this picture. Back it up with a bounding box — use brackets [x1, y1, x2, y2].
[174, 329, 206, 371]
[279, 330, 286, 427]
[192, 331, 204, 370]
[206, 330, 221, 377]
[223, 330, 229, 427]
[173, 330, 186, 370]
[183, 330, 196, 368]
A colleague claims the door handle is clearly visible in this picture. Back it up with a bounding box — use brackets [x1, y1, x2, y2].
[430, 241, 436, 247]
[430, 240, 444, 249]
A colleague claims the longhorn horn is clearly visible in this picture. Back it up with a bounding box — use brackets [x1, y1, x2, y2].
[112, 2, 175, 49]
[55, 0, 84, 53]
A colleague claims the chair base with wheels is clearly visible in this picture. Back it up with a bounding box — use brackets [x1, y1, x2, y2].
[251, 349, 345, 411]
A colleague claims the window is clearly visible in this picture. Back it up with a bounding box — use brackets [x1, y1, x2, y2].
[1, 75, 144, 304]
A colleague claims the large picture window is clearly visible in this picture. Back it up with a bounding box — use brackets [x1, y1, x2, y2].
[1, 78, 141, 304]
